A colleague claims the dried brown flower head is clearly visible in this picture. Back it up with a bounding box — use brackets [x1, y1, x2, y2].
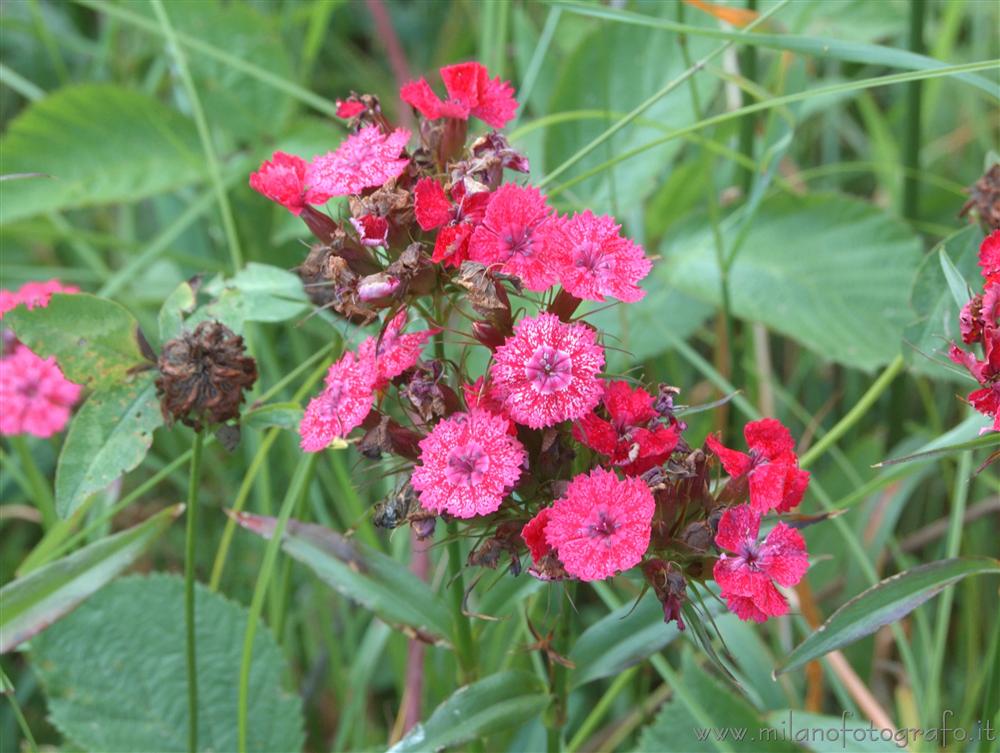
[960, 163, 1000, 230]
[155, 320, 257, 431]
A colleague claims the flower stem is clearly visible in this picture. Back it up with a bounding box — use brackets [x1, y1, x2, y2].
[185, 430, 204, 753]
[799, 354, 905, 470]
[565, 666, 638, 753]
[11, 435, 57, 530]
[446, 520, 476, 683]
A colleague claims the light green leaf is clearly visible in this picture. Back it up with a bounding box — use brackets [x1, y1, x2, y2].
[1, 506, 181, 654]
[158, 279, 199, 344]
[242, 402, 303, 431]
[778, 557, 1000, 675]
[231, 513, 454, 644]
[55, 373, 163, 519]
[200, 262, 309, 331]
[663, 193, 922, 371]
[31, 573, 304, 752]
[4, 293, 150, 390]
[939, 246, 972, 308]
[0, 84, 204, 224]
[388, 671, 548, 753]
[764, 711, 903, 752]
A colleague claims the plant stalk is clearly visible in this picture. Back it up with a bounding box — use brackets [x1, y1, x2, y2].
[11, 435, 57, 530]
[902, 0, 926, 221]
[184, 430, 205, 753]
[446, 520, 476, 684]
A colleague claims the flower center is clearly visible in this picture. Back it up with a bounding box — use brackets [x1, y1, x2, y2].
[739, 541, 762, 570]
[16, 381, 39, 399]
[587, 510, 619, 539]
[525, 346, 573, 395]
[573, 241, 609, 273]
[445, 442, 490, 486]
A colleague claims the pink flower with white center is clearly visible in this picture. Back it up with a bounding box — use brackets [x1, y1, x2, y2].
[299, 349, 377, 452]
[361, 309, 436, 389]
[705, 418, 810, 514]
[307, 125, 410, 198]
[557, 211, 652, 303]
[0, 346, 82, 438]
[411, 409, 526, 518]
[713, 504, 809, 623]
[544, 468, 655, 581]
[400, 61, 518, 129]
[468, 184, 566, 291]
[249, 151, 332, 216]
[491, 313, 604, 428]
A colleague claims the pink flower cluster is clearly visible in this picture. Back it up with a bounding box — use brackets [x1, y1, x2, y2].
[0, 281, 82, 438]
[250, 61, 811, 626]
[950, 229, 1000, 433]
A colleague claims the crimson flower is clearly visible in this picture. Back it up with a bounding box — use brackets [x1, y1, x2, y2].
[414, 178, 491, 267]
[573, 381, 680, 475]
[362, 309, 436, 389]
[521, 507, 553, 564]
[557, 211, 651, 303]
[249, 151, 332, 216]
[705, 418, 810, 514]
[544, 468, 655, 581]
[411, 409, 526, 518]
[491, 312, 605, 429]
[713, 504, 809, 623]
[350, 215, 389, 247]
[307, 125, 410, 198]
[979, 228, 1000, 285]
[400, 62, 517, 130]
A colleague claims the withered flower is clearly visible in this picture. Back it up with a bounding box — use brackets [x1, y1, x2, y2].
[155, 320, 257, 432]
[960, 163, 1000, 230]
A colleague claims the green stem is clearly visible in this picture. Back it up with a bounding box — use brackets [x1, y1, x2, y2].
[2, 668, 39, 753]
[565, 666, 638, 753]
[446, 520, 476, 683]
[902, 0, 926, 221]
[10, 436, 56, 530]
[799, 354, 905, 469]
[184, 431, 204, 753]
[739, 0, 758, 195]
[238, 454, 317, 753]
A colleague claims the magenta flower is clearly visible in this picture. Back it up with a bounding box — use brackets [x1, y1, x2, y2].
[307, 125, 410, 198]
[0, 279, 79, 317]
[980, 228, 1000, 283]
[400, 61, 517, 129]
[414, 178, 491, 267]
[705, 418, 810, 514]
[411, 409, 526, 518]
[468, 184, 565, 291]
[249, 151, 334, 216]
[713, 504, 809, 623]
[350, 215, 389, 247]
[0, 346, 82, 438]
[363, 309, 436, 389]
[299, 350, 377, 452]
[491, 313, 604, 429]
[544, 468, 654, 581]
[557, 211, 651, 303]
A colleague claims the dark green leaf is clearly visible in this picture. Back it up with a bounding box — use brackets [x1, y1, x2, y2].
[55, 373, 163, 518]
[0, 85, 205, 224]
[4, 293, 149, 390]
[388, 671, 548, 753]
[231, 512, 454, 644]
[30, 574, 304, 752]
[778, 557, 1000, 675]
[1, 506, 181, 654]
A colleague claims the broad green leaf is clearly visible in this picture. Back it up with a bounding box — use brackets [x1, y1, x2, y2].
[0, 505, 180, 654]
[200, 262, 310, 331]
[231, 513, 453, 644]
[904, 225, 984, 379]
[55, 373, 163, 518]
[242, 402, 303, 431]
[663, 194, 922, 371]
[764, 711, 902, 752]
[4, 293, 149, 390]
[0, 85, 204, 224]
[778, 557, 1000, 675]
[636, 651, 798, 753]
[388, 671, 548, 753]
[158, 278, 199, 344]
[570, 590, 697, 688]
[31, 574, 304, 753]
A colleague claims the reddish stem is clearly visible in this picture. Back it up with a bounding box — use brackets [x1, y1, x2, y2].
[365, 0, 415, 131]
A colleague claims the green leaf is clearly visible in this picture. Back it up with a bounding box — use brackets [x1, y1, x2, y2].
[763, 711, 902, 752]
[778, 557, 1000, 675]
[1, 506, 181, 654]
[0, 84, 205, 224]
[388, 671, 548, 753]
[158, 278, 199, 344]
[570, 591, 695, 688]
[904, 225, 984, 379]
[4, 293, 149, 390]
[242, 402, 303, 431]
[55, 373, 163, 518]
[31, 573, 304, 752]
[874, 431, 1000, 467]
[200, 262, 310, 331]
[231, 512, 454, 644]
[664, 193, 922, 371]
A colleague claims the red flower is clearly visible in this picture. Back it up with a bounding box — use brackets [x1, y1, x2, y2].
[336, 99, 366, 119]
[491, 313, 605, 429]
[307, 125, 410, 197]
[949, 286, 1000, 433]
[299, 349, 376, 451]
[400, 62, 517, 129]
[705, 418, 810, 514]
[557, 211, 651, 303]
[414, 178, 491, 267]
[979, 229, 1000, 285]
[544, 468, 655, 581]
[521, 507, 553, 564]
[249, 151, 332, 215]
[350, 215, 389, 247]
[411, 409, 526, 518]
[573, 381, 680, 475]
[713, 504, 809, 623]
[0, 346, 82, 438]
[468, 184, 566, 291]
